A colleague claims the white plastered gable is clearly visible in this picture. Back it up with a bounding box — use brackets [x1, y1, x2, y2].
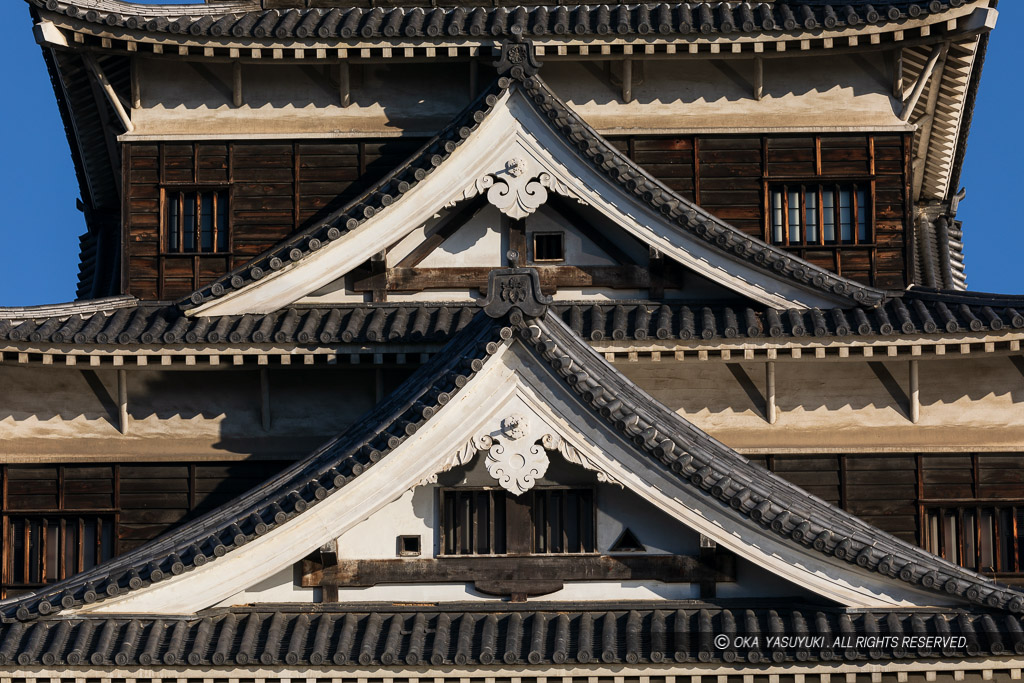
[191, 86, 855, 317]
[73, 336, 957, 616]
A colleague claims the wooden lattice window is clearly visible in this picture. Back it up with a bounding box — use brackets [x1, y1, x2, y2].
[4, 515, 115, 589]
[164, 188, 230, 253]
[440, 487, 596, 556]
[768, 184, 871, 246]
[923, 503, 1024, 575]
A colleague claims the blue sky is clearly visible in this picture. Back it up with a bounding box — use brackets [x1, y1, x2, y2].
[0, 2, 1021, 305]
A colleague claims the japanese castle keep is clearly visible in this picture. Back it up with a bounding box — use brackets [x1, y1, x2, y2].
[3, 0, 1024, 682]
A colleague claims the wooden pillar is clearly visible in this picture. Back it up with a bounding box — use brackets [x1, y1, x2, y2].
[765, 361, 777, 425]
[260, 368, 271, 431]
[232, 61, 243, 108]
[910, 359, 920, 424]
[339, 62, 351, 108]
[117, 370, 129, 435]
[753, 58, 763, 101]
[621, 58, 633, 103]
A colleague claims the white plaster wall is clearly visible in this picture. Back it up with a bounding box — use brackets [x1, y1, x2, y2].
[129, 55, 903, 139]
[215, 567, 317, 607]
[527, 204, 619, 267]
[336, 487, 436, 559]
[418, 205, 504, 268]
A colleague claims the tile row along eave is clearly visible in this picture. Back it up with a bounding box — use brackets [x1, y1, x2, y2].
[29, 0, 975, 43]
[1, 298, 1023, 349]
[0, 606, 1021, 668]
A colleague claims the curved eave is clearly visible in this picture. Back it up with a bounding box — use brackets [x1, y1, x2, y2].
[30, 1, 993, 59]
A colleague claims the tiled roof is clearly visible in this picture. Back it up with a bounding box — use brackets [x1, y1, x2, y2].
[3, 274, 1023, 622]
[29, 1, 968, 40]
[2, 293, 1023, 348]
[0, 604, 1020, 668]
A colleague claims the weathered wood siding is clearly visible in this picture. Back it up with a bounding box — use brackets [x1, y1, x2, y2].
[124, 133, 911, 299]
[125, 140, 423, 300]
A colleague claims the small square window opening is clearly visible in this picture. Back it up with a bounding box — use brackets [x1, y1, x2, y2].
[533, 232, 565, 262]
[397, 535, 421, 557]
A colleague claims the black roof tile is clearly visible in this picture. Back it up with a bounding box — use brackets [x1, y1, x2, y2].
[2, 293, 1023, 348]
[0, 604, 1019, 667]
[31, 1, 968, 41]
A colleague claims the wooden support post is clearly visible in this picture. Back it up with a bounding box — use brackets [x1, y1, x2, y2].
[753, 57, 763, 101]
[260, 368, 271, 431]
[766, 361, 777, 425]
[130, 57, 141, 109]
[622, 58, 633, 104]
[910, 359, 920, 424]
[370, 250, 387, 303]
[83, 52, 134, 133]
[339, 61, 351, 108]
[232, 61, 243, 108]
[892, 48, 903, 100]
[698, 535, 716, 599]
[117, 369, 129, 435]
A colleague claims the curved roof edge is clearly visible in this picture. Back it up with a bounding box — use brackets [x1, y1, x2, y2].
[26, 0, 973, 42]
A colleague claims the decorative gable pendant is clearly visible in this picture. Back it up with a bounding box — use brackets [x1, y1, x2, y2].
[481, 414, 550, 495]
[454, 158, 585, 219]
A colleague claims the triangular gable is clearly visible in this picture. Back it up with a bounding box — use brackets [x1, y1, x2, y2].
[4, 271, 1019, 621]
[181, 41, 886, 317]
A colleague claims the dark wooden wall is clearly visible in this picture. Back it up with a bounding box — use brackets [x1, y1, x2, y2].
[0, 461, 288, 598]
[611, 133, 911, 289]
[123, 133, 911, 300]
[125, 140, 423, 300]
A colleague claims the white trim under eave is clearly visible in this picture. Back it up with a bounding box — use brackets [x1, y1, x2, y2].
[191, 88, 851, 317]
[75, 338, 962, 615]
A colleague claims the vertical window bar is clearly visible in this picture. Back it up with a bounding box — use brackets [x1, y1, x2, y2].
[217, 191, 229, 252]
[168, 192, 180, 252]
[839, 186, 853, 242]
[201, 193, 215, 251]
[822, 187, 836, 242]
[856, 188, 868, 243]
[770, 190, 784, 244]
[804, 188, 818, 244]
[182, 193, 196, 251]
[787, 188, 801, 244]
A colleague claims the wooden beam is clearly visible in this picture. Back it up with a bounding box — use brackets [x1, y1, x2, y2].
[353, 265, 651, 294]
[900, 43, 946, 122]
[82, 52, 134, 133]
[301, 554, 735, 599]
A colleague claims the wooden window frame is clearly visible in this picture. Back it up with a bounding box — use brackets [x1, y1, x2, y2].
[531, 231, 566, 264]
[438, 485, 597, 558]
[0, 465, 120, 599]
[766, 181, 874, 248]
[160, 186, 233, 257]
[920, 500, 1024, 578]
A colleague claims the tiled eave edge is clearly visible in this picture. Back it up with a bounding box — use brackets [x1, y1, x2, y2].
[32, 3, 992, 62]
[1, 328, 1023, 368]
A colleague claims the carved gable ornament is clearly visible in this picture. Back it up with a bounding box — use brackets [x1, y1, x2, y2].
[481, 253, 552, 319]
[479, 414, 550, 495]
[450, 156, 586, 219]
